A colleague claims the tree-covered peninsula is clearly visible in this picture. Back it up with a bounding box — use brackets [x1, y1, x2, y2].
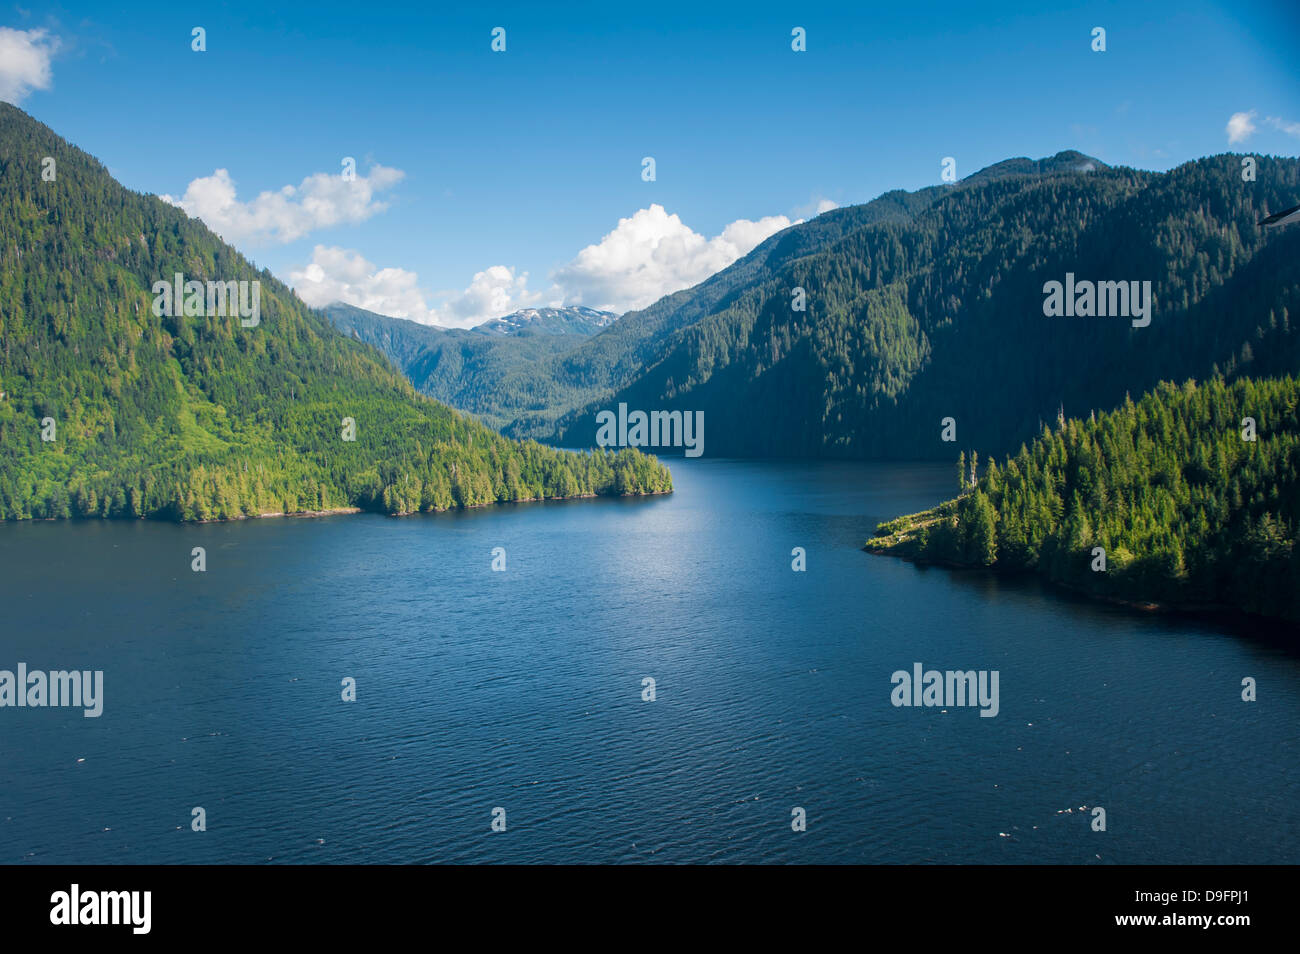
[867, 377, 1300, 623]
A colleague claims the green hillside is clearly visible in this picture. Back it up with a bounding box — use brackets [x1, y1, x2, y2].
[867, 377, 1300, 623]
[544, 152, 1300, 458]
[0, 104, 670, 520]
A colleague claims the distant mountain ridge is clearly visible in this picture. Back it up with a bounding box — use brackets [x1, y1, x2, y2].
[960, 149, 1109, 184]
[479, 305, 617, 336]
[323, 302, 617, 431]
[326, 155, 1116, 440]
[327, 151, 1298, 465]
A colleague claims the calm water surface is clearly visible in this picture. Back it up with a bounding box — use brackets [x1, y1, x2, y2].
[1, 459, 1296, 864]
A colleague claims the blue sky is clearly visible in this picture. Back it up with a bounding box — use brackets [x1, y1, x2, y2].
[4, 0, 1298, 326]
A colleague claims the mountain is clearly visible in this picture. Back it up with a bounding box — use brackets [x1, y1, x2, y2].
[867, 376, 1300, 624]
[323, 302, 616, 431]
[493, 181, 942, 441]
[0, 103, 670, 520]
[960, 150, 1109, 184]
[478, 305, 617, 336]
[531, 151, 1300, 458]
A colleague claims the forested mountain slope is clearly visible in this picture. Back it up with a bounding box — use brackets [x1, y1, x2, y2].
[498, 176, 944, 441]
[543, 152, 1300, 458]
[0, 104, 670, 520]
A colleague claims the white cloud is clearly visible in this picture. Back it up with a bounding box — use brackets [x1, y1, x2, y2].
[288, 246, 437, 323]
[161, 164, 404, 245]
[1265, 115, 1300, 138]
[550, 204, 794, 314]
[285, 247, 540, 329]
[287, 203, 798, 328]
[442, 265, 541, 325]
[1224, 111, 1300, 145]
[793, 196, 840, 218]
[0, 27, 59, 104]
[1226, 110, 1257, 144]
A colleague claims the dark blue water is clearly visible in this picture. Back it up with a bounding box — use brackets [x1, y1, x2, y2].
[1, 459, 1297, 864]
